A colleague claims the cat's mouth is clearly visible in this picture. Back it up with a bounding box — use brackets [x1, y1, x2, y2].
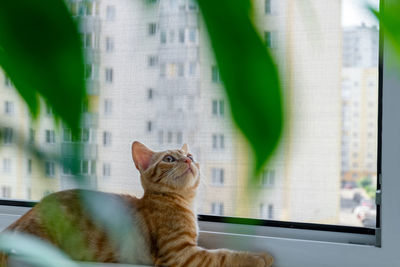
[176, 167, 195, 179]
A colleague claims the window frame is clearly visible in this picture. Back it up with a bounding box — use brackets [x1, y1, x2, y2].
[2, 1, 400, 266]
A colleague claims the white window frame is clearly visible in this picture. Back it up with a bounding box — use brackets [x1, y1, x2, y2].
[1, 2, 400, 267]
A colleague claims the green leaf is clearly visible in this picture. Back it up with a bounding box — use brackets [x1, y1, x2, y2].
[81, 190, 141, 261]
[0, 0, 86, 130]
[0, 232, 78, 267]
[38, 196, 96, 261]
[197, 0, 284, 175]
[369, 3, 400, 59]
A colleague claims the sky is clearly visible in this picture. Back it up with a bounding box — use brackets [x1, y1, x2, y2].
[342, 0, 379, 27]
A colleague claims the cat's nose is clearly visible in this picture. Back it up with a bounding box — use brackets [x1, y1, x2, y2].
[183, 157, 192, 164]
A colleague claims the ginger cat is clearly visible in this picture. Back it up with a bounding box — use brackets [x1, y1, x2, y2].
[1, 142, 274, 267]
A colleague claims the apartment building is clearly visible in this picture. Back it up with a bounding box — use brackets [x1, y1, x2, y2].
[0, 0, 344, 225]
[341, 24, 379, 182]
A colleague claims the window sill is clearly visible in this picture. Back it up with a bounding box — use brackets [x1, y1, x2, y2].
[0, 208, 386, 267]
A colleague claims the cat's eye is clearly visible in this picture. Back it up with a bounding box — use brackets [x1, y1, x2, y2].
[163, 155, 176, 163]
[187, 154, 194, 162]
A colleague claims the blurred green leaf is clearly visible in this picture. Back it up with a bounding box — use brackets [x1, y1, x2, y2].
[0, 0, 86, 130]
[197, 0, 284, 176]
[0, 232, 78, 267]
[82, 190, 140, 261]
[39, 197, 95, 261]
[369, 3, 399, 58]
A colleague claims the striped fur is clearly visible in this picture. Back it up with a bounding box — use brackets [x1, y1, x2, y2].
[0, 142, 273, 266]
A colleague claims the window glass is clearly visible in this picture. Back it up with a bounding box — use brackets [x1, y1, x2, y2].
[0, 0, 380, 230]
[106, 37, 114, 52]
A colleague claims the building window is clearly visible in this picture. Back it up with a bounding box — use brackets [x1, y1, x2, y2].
[81, 128, 90, 143]
[3, 158, 11, 173]
[84, 1, 96, 16]
[167, 63, 177, 78]
[220, 135, 225, 149]
[212, 168, 224, 185]
[177, 132, 183, 144]
[82, 99, 89, 113]
[148, 56, 158, 67]
[160, 64, 166, 77]
[147, 121, 153, 132]
[29, 128, 35, 144]
[85, 64, 93, 80]
[167, 131, 173, 143]
[62, 158, 72, 175]
[1, 186, 11, 198]
[105, 68, 113, 83]
[106, 37, 114, 52]
[4, 101, 13, 115]
[212, 65, 221, 83]
[158, 130, 164, 145]
[265, 31, 273, 48]
[261, 169, 275, 187]
[83, 33, 93, 48]
[63, 128, 72, 142]
[169, 30, 175, 43]
[211, 202, 224, 215]
[260, 203, 274, 219]
[179, 28, 185, 43]
[81, 160, 96, 175]
[103, 163, 111, 177]
[212, 100, 225, 116]
[147, 88, 154, 100]
[188, 0, 198, 10]
[265, 0, 272, 14]
[268, 204, 274, 219]
[45, 130, 55, 144]
[103, 131, 111, 146]
[27, 159, 32, 174]
[178, 63, 184, 77]
[106, 5, 116, 21]
[189, 62, 197, 76]
[45, 103, 53, 116]
[3, 127, 13, 144]
[45, 161, 55, 177]
[212, 134, 225, 149]
[189, 28, 197, 43]
[160, 31, 167, 44]
[104, 99, 112, 115]
[148, 23, 157, 35]
[4, 75, 11, 87]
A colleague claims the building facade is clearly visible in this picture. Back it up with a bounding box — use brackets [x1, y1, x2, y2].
[0, 0, 345, 225]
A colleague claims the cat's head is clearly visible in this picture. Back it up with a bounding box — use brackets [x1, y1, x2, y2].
[131, 141, 200, 196]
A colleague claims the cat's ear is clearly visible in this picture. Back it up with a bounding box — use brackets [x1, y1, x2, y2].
[132, 141, 154, 172]
[181, 143, 188, 154]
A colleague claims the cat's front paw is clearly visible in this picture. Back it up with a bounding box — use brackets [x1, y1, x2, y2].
[259, 252, 274, 267]
[253, 253, 274, 267]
